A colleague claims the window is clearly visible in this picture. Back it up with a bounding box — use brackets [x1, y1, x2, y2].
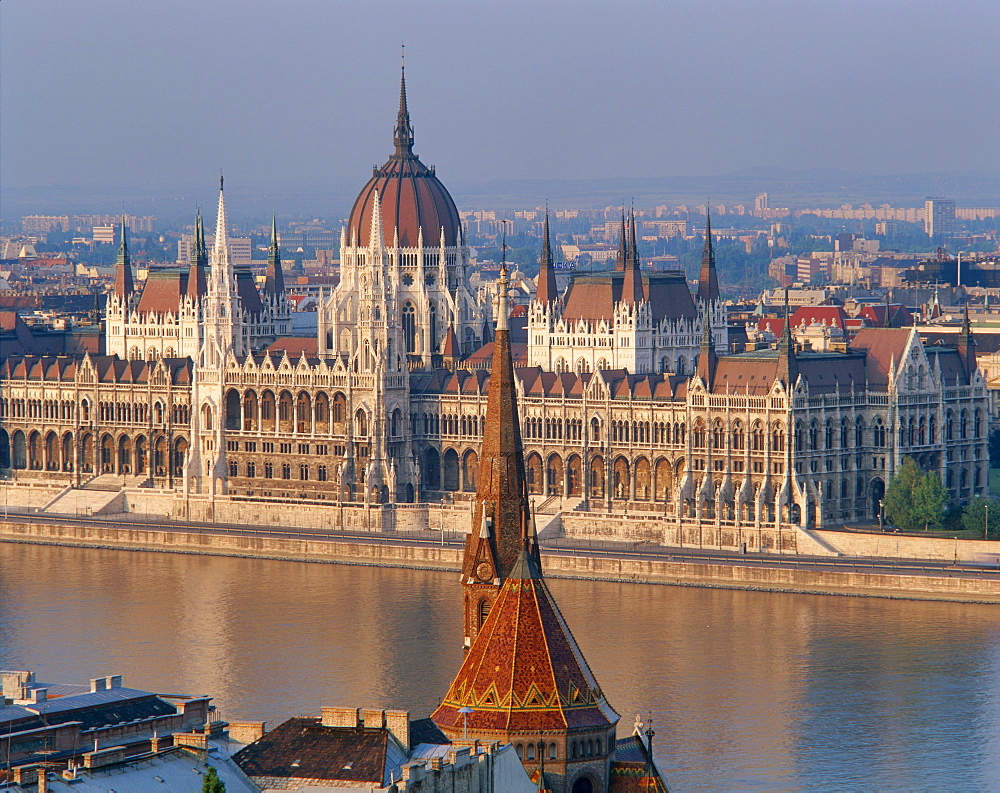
[318, 465, 327, 481]
[264, 463, 273, 479]
[263, 442, 274, 453]
[282, 463, 291, 479]
[229, 461, 238, 477]
[300, 464, 309, 480]
[246, 461, 256, 478]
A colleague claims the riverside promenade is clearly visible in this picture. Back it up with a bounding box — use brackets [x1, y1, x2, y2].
[2, 511, 1000, 604]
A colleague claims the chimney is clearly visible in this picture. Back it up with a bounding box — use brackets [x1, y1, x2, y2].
[90, 678, 107, 693]
[321, 707, 360, 728]
[30, 687, 47, 703]
[384, 710, 410, 749]
[38, 768, 49, 793]
[361, 709, 385, 730]
[107, 675, 122, 689]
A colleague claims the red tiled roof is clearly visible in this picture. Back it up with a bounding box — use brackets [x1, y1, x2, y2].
[850, 327, 912, 384]
[432, 554, 619, 734]
[267, 337, 318, 357]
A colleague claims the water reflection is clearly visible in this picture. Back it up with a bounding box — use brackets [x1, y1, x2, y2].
[2, 544, 1000, 790]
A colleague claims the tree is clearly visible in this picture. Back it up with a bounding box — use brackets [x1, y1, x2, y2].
[961, 496, 1000, 538]
[884, 456, 948, 532]
[913, 469, 948, 531]
[202, 766, 225, 793]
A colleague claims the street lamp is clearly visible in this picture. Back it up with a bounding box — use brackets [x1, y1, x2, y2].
[458, 707, 473, 742]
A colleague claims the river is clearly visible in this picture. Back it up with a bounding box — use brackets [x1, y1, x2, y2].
[2, 542, 999, 791]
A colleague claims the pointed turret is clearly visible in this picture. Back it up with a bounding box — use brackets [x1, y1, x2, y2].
[777, 289, 797, 386]
[536, 210, 558, 304]
[186, 211, 208, 300]
[441, 324, 460, 370]
[112, 216, 134, 299]
[393, 57, 415, 157]
[459, 262, 538, 648]
[264, 216, 285, 297]
[957, 302, 977, 377]
[622, 209, 644, 305]
[698, 210, 720, 303]
[212, 172, 230, 267]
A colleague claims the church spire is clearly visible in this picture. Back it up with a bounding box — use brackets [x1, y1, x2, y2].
[459, 259, 538, 648]
[698, 210, 720, 303]
[187, 210, 208, 300]
[265, 215, 285, 297]
[622, 209, 644, 305]
[536, 209, 558, 304]
[393, 52, 415, 157]
[113, 215, 134, 299]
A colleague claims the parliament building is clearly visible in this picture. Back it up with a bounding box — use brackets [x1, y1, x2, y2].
[0, 69, 988, 550]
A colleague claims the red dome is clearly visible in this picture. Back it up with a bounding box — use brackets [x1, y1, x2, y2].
[347, 69, 461, 248]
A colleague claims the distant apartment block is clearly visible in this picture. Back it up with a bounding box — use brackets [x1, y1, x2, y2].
[92, 226, 116, 244]
[924, 198, 956, 238]
[22, 215, 70, 234]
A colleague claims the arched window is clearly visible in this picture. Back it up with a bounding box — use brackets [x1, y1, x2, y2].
[402, 302, 416, 353]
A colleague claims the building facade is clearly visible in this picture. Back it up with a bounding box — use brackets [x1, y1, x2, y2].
[0, 72, 988, 544]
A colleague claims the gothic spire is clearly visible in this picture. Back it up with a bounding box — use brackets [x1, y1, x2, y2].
[622, 209, 644, 305]
[187, 210, 208, 300]
[393, 55, 415, 157]
[113, 215, 134, 299]
[777, 288, 797, 386]
[536, 209, 557, 304]
[698, 210, 720, 303]
[459, 261, 538, 647]
[265, 215, 285, 297]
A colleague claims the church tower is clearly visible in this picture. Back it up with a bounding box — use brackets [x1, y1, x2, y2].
[460, 266, 539, 648]
[434, 269, 641, 793]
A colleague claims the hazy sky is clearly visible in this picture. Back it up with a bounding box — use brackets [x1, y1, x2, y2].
[1, 0, 998, 198]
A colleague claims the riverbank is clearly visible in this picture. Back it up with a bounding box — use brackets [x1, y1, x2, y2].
[2, 516, 1000, 604]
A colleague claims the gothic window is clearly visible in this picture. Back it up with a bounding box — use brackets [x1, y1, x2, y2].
[355, 410, 368, 437]
[282, 463, 291, 479]
[855, 418, 865, 447]
[429, 303, 437, 352]
[318, 465, 328, 481]
[591, 418, 601, 442]
[229, 461, 238, 477]
[402, 302, 416, 353]
[771, 423, 785, 452]
[809, 421, 819, 451]
[247, 461, 256, 478]
[300, 464, 309, 480]
[264, 462, 273, 479]
[731, 421, 744, 450]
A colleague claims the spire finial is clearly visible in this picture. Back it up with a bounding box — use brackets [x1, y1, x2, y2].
[536, 206, 557, 304]
[394, 51, 415, 156]
[219, 169, 224, 192]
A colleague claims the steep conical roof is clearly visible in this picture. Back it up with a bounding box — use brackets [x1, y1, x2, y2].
[461, 266, 538, 590]
[186, 211, 208, 300]
[113, 217, 134, 299]
[536, 210, 558, 304]
[698, 210, 720, 302]
[622, 210, 643, 305]
[433, 546, 619, 734]
[265, 215, 285, 297]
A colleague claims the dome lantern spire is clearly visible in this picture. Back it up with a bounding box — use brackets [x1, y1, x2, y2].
[393, 48, 415, 157]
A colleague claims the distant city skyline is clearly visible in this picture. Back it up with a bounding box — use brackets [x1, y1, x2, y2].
[1, 0, 998, 208]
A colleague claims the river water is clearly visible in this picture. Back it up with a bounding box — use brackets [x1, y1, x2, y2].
[2, 542, 999, 791]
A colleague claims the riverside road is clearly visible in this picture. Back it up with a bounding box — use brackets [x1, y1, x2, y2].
[3, 509, 999, 583]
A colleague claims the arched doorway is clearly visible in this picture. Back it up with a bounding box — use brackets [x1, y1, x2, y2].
[870, 477, 885, 520]
[422, 447, 440, 490]
[442, 449, 459, 491]
[572, 776, 595, 793]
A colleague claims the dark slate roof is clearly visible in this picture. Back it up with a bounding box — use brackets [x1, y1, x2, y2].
[408, 717, 449, 750]
[25, 688, 177, 730]
[233, 717, 393, 786]
[561, 270, 697, 324]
